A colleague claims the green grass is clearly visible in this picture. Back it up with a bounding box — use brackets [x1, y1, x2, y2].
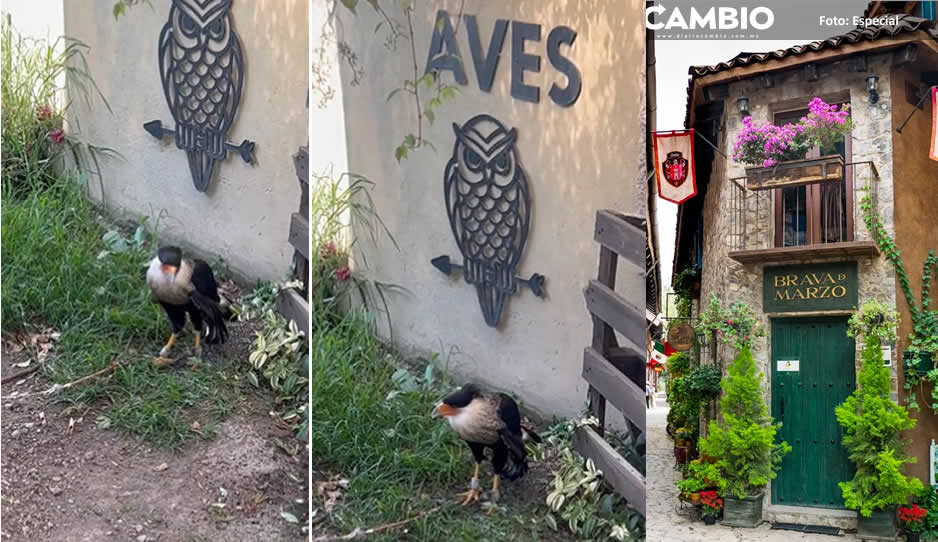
[310, 311, 565, 541]
[1, 174, 243, 448]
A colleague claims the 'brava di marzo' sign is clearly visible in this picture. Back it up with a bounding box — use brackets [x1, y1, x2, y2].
[424, 10, 582, 107]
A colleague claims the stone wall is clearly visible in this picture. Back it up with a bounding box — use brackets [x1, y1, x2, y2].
[697, 51, 899, 391]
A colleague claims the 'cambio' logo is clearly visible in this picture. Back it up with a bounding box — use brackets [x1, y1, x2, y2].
[646, 5, 775, 30]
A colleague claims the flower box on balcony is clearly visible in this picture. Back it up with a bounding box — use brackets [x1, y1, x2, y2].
[745, 155, 845, 191]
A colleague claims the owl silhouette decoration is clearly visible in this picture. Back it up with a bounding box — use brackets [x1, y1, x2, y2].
[430, 114, 546, 328]
[143, 0, 255, 192]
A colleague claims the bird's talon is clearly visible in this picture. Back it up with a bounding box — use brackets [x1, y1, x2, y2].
[456, 488, 482, 506]
[152, 356, 174, 368]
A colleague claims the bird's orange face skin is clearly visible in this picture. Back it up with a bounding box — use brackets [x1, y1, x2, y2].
[436, 403, 459, 417]
[161, 264, 178, 276]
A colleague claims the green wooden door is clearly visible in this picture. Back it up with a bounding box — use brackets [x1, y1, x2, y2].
[771, 317, 856, 508]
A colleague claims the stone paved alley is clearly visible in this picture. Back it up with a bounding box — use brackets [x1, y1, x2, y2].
[645, 394, 862, 541]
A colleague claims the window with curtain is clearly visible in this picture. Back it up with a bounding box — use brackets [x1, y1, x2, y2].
[773, 105, 853, 247]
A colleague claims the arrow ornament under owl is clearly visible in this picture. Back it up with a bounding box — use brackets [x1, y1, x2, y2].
[431, 114, 546, 328]
[144, 0, 255, 192]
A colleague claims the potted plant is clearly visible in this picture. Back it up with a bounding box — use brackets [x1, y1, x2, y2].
[700, 490, 724, 525]
[835, 302, 923, 541]
[733, 98, 853, 189]
[899, 505, 927, 542]
[698, 346, 791, 527]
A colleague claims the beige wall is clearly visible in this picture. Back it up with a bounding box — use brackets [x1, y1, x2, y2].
[63, 0, 308, 282]
[890, 54, 938, 483]
[334, 1, 647, 418]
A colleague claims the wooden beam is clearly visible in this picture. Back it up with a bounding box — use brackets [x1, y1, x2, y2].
[275, 288, 309, 337]
[594, 210, 646, 267]
[582, 347, 646, 432]
[728, 240, 879, 264]
[572, 426, 646, 516]
[584, 279, 645, 351]
[288, 212, 309, 260]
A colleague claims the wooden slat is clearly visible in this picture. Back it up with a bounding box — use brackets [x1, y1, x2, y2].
[584, 279, 645, 352]
[293, 146, 309, 186]
[573, 426, 646, 516]
[582, 348, 645, 432]
[594, 210, 645, 266]
[288, 212, 309, 260]
[275, 288, 309, 337]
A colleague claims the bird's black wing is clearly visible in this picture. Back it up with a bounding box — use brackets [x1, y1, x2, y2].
[188, 260, 227, 344]
[190, 259, 220, 302]
[496, 393, 527, 466]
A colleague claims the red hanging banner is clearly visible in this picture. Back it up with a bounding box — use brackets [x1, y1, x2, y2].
[654, 130, 698, 204]
[930, 86, 938, 162]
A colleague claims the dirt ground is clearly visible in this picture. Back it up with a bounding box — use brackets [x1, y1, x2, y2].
[1, 341, 308, 541]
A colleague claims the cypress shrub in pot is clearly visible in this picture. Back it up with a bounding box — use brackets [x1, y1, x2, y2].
[698, 346, 791, 527]
[835, 303, 923, 541]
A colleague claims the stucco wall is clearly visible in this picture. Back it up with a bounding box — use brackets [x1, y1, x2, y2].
[698, 53, 899, 395]
[334, 1, 646, 419]
[890, 56, 938, 483]
[63, 0, 308, 282]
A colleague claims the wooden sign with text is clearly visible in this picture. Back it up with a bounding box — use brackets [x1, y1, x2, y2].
[763, 262, 858, 313]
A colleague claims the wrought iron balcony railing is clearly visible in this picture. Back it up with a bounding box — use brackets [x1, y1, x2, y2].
[727, 161, 880, 263]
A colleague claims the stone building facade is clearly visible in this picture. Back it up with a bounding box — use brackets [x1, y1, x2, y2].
[674, 15, 938, 528]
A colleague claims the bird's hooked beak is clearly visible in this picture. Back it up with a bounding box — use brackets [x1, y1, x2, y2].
[432, 402, 458, 418]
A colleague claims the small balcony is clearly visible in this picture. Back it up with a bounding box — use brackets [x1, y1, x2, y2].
[726, 160, 881, 265]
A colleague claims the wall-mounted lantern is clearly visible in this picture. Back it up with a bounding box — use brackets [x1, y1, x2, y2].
[736, 96, 750, 117]
[866, 74, 880, 104]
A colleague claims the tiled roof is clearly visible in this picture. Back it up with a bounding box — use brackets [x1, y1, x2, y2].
[685, 15, 938, 126]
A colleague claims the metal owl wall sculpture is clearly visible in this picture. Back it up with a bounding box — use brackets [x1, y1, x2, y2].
[143, 0, 255, 192]
[431, 114, 545, 328]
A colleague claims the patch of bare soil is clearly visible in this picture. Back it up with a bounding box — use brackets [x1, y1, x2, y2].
[1, 347, 308, 542]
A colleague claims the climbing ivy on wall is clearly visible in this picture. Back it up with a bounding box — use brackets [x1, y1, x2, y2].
[324, 0, 463, 162]
[860, 190, 938, 413]
[860, 191, 938, 354]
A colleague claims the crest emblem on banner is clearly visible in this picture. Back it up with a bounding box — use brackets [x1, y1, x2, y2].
[654, 130, 697, 204]
[663, 151, 689, 187]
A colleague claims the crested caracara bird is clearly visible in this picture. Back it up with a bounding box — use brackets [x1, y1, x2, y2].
[145, 246, 227, 365]
[433, 383, 541, 505]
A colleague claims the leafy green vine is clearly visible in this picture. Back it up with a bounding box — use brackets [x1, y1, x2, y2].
[697, 293, 765, 352]
[860, 191, 938, 412]
[335, 0, 462, 163]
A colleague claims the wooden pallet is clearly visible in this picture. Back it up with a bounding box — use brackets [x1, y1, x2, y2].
[573, 210, 647, 517]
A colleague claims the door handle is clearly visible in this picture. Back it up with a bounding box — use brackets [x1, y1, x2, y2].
[780, 397, 785, 419]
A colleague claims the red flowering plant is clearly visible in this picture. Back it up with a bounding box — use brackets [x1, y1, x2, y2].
[699, 490, 723, 518]
[732, 97, 853, 168]
[899, 505, 928, 533]
[2, 19, 111, 194]
[309, 172, 397, 327]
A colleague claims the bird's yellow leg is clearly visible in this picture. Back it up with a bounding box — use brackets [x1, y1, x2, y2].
[193, 333, 202, 356]
[490, 474, 501, 502]
[159, 333, 177, 358]
[153, 333, 177, 367]
[456, 463, 482, 506]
